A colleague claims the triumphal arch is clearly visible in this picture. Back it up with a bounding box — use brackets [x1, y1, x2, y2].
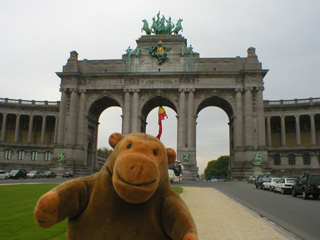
[1, 14, 319, 179]
[54, 14, 268, 179]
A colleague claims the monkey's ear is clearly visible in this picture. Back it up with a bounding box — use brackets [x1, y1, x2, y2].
[166, 148, 176, 165]
[109, 133, 125, 148]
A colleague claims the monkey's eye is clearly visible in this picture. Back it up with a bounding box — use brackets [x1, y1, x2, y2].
[153, 149, 157, 156]
[127, 143, 132, 149]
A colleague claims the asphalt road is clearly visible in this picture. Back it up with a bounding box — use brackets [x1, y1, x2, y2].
[176, 180, 320, 240]
[2, 178, 319, 240]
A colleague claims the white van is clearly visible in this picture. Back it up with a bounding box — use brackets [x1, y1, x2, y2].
[168, 169, 181, 183]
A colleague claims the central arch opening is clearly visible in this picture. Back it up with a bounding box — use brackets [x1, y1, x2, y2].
[196, 95, 233, 179]
[142, 96, 177, 150]
[196, 107, 229, 177]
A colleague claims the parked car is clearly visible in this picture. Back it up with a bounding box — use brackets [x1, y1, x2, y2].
[262, 177, 281, 191]
[292, 173, 320, 199]
[0, 170, 9, 180]
[44, 171, 57, 178]
[62, 171, 74, 178]
[255, 175, 270, 189]
[9, 169, 27, 179]
[247, 176, 257, 183]
[27, 171, 42, 179]
[273, 178, 296, 194]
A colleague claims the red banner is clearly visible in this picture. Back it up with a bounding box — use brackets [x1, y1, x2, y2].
[156, 106, 168, 139]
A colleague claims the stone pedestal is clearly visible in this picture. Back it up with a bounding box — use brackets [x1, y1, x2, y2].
[182, 169, 193, 180]
[252, 165, 263, 176]
[56, 162, 65, 178]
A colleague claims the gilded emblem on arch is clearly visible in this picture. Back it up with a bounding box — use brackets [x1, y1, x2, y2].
[146, 40, 172, 64]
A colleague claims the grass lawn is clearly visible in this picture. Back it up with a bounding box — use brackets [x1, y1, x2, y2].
[0, 184, 183, 240]
[0, 184, 67, 240]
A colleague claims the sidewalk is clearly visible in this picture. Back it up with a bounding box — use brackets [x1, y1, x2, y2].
[180, 187, 295, 240]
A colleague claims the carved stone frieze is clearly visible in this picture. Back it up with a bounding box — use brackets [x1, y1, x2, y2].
[125, 79, 139, 85]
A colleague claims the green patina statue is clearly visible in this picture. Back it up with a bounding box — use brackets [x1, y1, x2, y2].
[173, 18, 183, 35]
[135, 46, 141, 58]
[252, 153, 263, 166]
[146, 40, 172, 64]
[142, 12, 183, 35]
[180, 46, 186, 56]
[57, 151, 66, 163]
[183, 153, 190, 163]
[126, 46, 133, 56]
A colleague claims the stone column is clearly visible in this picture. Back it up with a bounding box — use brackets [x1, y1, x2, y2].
[27, 115, 34, 143]
[77, 90, 86, 145]
[187, 90, 196, 148]
[54, 116, 58, 144]
[1, 113, 8, 142]
[244, 87, 253, 148]
[40, 115, 47, 144]
[57, 89, 68, 145]
[178, 89, 186, 149]
[280, 116, 286, 146]
[66, 89, 79, 145]
[14, 114, 21, 143]
[256, 87, 266, 147]
[266, 116, 272, 146]
[295, 115, 301, 146]
[123, 90, 131, 134]
[131, 90, 139, 132]
[235, 88, 243, 149]
[310, 114, 316, 146]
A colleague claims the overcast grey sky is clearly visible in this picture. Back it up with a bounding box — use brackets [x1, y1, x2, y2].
[1, 0, 319, 174]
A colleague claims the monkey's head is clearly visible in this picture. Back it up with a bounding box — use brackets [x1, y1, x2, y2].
[106, 133, 176, 204]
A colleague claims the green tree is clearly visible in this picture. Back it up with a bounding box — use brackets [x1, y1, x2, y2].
[204, 155, 229, 180]
[97, 147, 112, 157]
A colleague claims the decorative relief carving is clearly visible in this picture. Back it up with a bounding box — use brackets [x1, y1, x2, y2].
[235, 78, 244, 84]
[125, 79, 139, 85]
[179, 78, 195, 84]
[244, 75, 263, 83]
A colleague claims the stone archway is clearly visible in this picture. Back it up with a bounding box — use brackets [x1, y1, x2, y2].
[86, 95, 122, 173]
[140, 95, 177, 133]
[54, 33, 268, 179]
[196, 95, 234, 177]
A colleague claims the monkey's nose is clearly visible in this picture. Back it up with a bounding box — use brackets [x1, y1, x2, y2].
[131, 166, 142, 179]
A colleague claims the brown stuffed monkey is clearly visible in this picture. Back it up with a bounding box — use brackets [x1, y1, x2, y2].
[34, 133, 198, 240]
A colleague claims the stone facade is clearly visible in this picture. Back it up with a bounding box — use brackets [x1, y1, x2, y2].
[0, 34, 319, 179]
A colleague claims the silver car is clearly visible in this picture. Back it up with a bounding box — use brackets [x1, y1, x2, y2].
[0, 170, 9, 180]
[27, 171, 42, 179]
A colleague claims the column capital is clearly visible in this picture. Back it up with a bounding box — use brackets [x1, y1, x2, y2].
[266, 116, 272, 119]
[179, 88, 186, 93]
[69, 88, 78, 93]
[294, 115, 300, 118]
[42, 115, 47, 119]
[123, 89, 131, 93]
[257, 87, 264, 92]
[280, 115, 286, 119]
[235, 88, 243, 93]
[59, 88, 68, 93]
[309, 114, 315, 117]
[244, 87, 254, 92]
[79, 89, 87, 94]
[186, 88, 195, 93]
